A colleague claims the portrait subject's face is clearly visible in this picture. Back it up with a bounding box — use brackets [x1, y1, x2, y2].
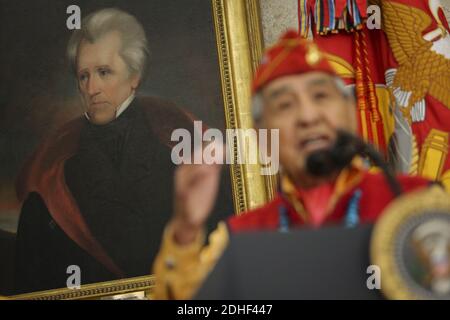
[77, 31, 140, 125]
[260, 72, 357, 184]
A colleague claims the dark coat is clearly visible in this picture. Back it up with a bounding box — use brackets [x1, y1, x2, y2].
[14, 97, 199, 293]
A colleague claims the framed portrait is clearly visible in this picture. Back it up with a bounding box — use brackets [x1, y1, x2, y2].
[1, 0, 275, 299]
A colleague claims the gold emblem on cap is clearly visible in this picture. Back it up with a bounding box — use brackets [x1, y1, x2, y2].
[306, 43, 322, 66]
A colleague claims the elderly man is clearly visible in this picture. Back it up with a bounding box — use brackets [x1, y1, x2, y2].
[14, 8, 196, 293]
[152, 31, 436, 299]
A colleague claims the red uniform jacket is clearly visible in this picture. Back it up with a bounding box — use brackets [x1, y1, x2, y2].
[228, 171, 431, 232]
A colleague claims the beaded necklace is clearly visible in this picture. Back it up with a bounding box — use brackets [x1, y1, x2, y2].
[277, 161, 366, 232]
[278, 188, 363, 231]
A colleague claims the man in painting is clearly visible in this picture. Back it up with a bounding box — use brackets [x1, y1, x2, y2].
[14, 8, 198, 293]
[152, 31, 444, 299]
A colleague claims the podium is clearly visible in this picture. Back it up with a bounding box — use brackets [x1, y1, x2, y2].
[195, 224, 383, 299]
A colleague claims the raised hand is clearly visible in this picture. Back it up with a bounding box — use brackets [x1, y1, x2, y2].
[171, 162, 222, 245]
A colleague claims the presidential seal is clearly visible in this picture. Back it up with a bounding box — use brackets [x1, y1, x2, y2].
[371, 185, 450, 300]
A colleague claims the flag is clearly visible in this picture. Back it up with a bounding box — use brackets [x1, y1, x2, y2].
[298, 0, 450, 191]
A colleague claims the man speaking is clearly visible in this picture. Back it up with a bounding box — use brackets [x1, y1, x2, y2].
[152, 31, 439, 299]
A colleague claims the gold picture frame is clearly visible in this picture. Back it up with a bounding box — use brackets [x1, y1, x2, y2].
[7, 0, 274, 300]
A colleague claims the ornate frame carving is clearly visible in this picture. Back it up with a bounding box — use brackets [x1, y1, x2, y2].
[8, 0, 273, 300]
[212, 0, 276, 215]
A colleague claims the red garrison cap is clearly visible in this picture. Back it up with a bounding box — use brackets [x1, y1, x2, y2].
[252, 30, 338, 93]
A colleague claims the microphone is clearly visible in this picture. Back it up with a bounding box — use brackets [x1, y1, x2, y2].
[306, 130, 402, 197]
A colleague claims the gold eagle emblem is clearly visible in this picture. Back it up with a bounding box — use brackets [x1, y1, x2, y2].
[381, 0, 450, 124]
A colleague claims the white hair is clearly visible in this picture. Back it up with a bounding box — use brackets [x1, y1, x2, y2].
[251, 76, 353, 123]
[67, 8, 150, 81]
